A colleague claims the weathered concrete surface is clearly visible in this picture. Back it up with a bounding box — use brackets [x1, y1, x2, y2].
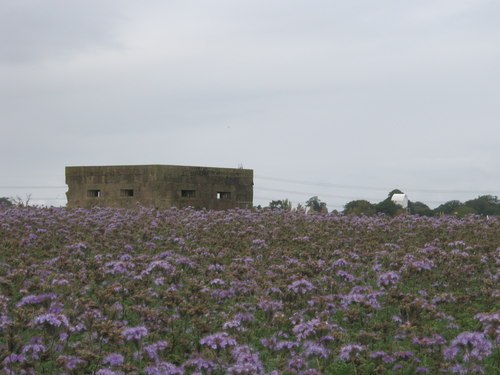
[66, 165, 253, 209]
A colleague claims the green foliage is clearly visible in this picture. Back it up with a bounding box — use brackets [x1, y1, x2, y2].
[0, 197, 13, 207]
[433, 200, 476, 217]
[408, 201, 433, 217]
[305, 196, 328, 213]
[375, 199, 402, 216]
[343, 200, 376, 216]
[268, 199, 292, 211]
[464, 195, 500, 216]
[433, 200, 463, 215]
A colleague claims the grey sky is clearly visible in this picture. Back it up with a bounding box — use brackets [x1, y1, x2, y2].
[1, 0, 500, 210]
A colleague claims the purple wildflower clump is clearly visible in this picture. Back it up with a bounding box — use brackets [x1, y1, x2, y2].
[223, 313, 254, 331]
[207, 263, 225, 273]
[475, 312, 500, 343]
[444, 332, 493, 362]
[402, 255, 434, 272]
[332, 258, 349, 268]
[227, 345, 265, 374]
[96, 369, 124, 375]
[369, 351, 395, 364]
[292, 319, 321, 340]
[103, 353, 124, 367]
[122, 326, 148, 341]
[32, 313, 69, 329]
[251, 239, 267, 249]
[143, 340, 169, 362]
[340, 289, 383, 310]
[287, 279, 315, 294]
[339, 343, 366, 361]
[144, 362, 184, 375]
[258, 299, 283, 313]
[16, 293, 57, 308]
[57, 355, 86, 371]
[200, 332, 237, 350]
[183, 357, 217, 373]
[377, 271, 400, 287]
[336, 270, 356, 282]
[261, 334, 299, 352]
[302, 341, 330, 359]
[412, 334, 446, 347]
[21, 337, 46, 360]
[3, 353, 26, 366]
[287, 356, 306, 372]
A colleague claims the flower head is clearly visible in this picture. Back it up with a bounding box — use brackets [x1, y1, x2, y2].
[122, 326, 148, 341]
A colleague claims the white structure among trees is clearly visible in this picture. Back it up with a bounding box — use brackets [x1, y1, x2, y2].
[391, 193, 409, 209]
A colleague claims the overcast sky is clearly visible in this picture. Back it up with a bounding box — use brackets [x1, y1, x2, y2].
[1, 0, 500, 210]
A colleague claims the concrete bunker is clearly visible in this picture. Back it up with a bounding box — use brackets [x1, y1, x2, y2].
[66, 164, 253, 210]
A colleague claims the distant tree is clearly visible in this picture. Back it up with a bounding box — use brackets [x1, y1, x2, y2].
[0, 197, 13, 207]
[305, 196, 328, 214]
[408, 201, 433, 217]
[433, 200, 476, 217]
[343, 200, 376, 216]
[11, 194, 32, 207]
[268, 199, 292, 211]
[375, 199, 402, 216]
[295, 203, 305, 213]
[374, 190, 406, 216]
[387, 189, 404, 198]
[464, 195, 500, 216]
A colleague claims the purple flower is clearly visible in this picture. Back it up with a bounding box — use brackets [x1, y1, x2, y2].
[287, 356, 306, 372]
[183, 357, 217, 373]
[260, 334, 299, 351]
[57, 355, 86, 370]
[412, 334, 446, 347]
[200, 332, 237, 350]
[251, 239, 267, 249]
[32, 313, 69, 329]
[377, 271, 400, 287]
[287, 279, 315, 294]
[292, 319, 321, 340]
[145, 362, 184, 375]
[336, 270, 356, 282]
[21, 337, 46, 360]
[96, 369, 124, 375]
[416, 367, 430, 373]
[444, 332, 492, 362]
[369, 351, 395, 364]
[227, 345, 265, 374]
[122, 326, 148, 341]
[303, 341, 329, 359]
[143, 341, 168, 362]
[339, 343, 365, 361]
[394, 351, 414, 361]
[223, 313, 254, 331]
[103, 353, 124, 366]
[207, 263, 225, 273]
[332, 258, 349, 268]
[16, 293, 57, 307]
[475, 312, 500, 343]
[3, 353, 26, 365]
[257, 299, 283, 313]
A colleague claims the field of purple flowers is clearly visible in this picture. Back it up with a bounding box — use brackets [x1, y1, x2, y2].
[0, 207, 499, 374]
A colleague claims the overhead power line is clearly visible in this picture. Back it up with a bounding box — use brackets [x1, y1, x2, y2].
[256, 186, 377, 201]
[255, 175, 499, 195]
[0, 186, 66, 189]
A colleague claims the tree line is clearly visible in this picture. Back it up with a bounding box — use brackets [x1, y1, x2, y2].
[267, 191, 500, 217]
